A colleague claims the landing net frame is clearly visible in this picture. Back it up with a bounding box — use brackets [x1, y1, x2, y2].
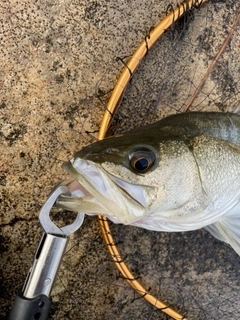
[97, 1, 207, 319]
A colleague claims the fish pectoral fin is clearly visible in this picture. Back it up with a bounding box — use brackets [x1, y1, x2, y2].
[228, 104, 240, 114]
[204, 224, 227, 243]
[205, 205, 240, 256]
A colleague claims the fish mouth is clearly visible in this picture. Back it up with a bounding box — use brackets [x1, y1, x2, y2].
[64, 172, 149, 207]
[61, 178, 92, 197]
[59, 158, 152, 224]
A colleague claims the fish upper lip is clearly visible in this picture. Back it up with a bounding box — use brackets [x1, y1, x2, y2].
[67, 163, 147, 208]
[68, 160, 148, 207]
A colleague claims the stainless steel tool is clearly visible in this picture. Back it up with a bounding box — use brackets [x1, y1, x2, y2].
[9, 185, 84, 320]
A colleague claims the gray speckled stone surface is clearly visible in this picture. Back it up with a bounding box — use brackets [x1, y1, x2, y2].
[1, 0, 240, 319]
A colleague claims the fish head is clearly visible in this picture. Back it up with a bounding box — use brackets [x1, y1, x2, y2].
[59, 129, 205, 227]
[56, 112, 240, 256]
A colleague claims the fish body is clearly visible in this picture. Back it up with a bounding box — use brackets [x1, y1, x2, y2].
[58, 112, 240, 256]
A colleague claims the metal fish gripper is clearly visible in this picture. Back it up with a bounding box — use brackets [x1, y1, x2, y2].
[9, 184, 84, 320]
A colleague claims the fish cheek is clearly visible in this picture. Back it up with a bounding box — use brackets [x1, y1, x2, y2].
[153, 141, 207, 216]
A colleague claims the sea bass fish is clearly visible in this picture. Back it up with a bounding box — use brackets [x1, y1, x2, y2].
[57, 112, 240, 256]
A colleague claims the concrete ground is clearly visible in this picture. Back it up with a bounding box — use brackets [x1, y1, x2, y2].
[1, 0, 240, 319]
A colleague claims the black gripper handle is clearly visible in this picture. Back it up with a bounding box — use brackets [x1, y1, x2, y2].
[9, 291, 51, 320]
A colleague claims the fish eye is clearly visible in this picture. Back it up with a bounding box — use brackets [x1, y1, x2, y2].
[129, 149, 155, 173]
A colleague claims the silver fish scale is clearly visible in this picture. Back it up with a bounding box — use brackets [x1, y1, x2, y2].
[190, 135, 240, 206]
